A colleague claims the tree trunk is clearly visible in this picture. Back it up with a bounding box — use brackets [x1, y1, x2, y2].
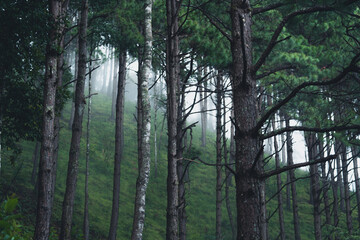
[335, 140, 345, 211]
[224, 88, 236, 240]
[319, 135, 331, 230]
[285, 114, 301, 240]
[131, 1, 152, 238]
[166, 0, 180, 239]
[215, 72, 222, 240]
[110, 56, 119, 120]
[108, 50, 127, 240]
[341, 144, 353, 234]
[69, 24, 79, 130]
[327, 134, 339, 232]
[200, 66, 208, 147]
[230, 1, 263, 238]
[107, 49, 114, 97]
[351, 146, 360, 227]
[34, 0, 68, 239]
[271, 111, 285, 240]
[306, 133, 321, 240]
[83, 48, 93, 240]
[59, 0, 88, 238]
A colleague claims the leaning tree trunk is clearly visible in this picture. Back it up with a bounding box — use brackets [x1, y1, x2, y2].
[166, 0, 180, 239]
[108, 50, 127, 240]
[215, 72, 223, 240]
[230, 1, 263, 238]
[131, 1, 152, 238]
[34, 0, 66, 239]
[285, 114, 301, 240]
[319, 134, 331, 230]
[59, 0, 88, 238]
[335, 139, 345, 211]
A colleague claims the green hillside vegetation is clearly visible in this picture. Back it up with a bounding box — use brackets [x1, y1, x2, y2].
[1, 95, 358, 239]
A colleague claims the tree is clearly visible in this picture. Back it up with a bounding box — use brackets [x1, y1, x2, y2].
[60, 0, 88, 238]
[131, 0, 152, 238]
[34, 1, 70, 239]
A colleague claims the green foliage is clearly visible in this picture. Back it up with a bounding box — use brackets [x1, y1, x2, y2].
[0, 195, 31, 240]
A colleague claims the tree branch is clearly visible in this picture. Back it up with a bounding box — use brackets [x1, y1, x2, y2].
[254, 53, 360, 133]
[252, 3, 287, 15]
[260, 155, 337, 179]
[252, 5, 335, 74]
[262, 125, 360, 140]
[255, 64, 295, 80]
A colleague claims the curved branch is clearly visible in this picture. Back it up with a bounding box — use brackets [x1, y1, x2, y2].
[254, 54, 360, 133]
[260, 155, 337, 179]
[261, 125, 360, 140]
[252, 5, 334, 74]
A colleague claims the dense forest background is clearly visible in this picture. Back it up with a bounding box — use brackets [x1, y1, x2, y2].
[1, 0, 360, 239]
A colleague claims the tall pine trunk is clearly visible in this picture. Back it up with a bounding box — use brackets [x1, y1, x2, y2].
[131, 1, 152, 238]
[83, 48, 94, 240]
[351, 146, 360, 227]
[215, 72, 222, 240]
[341, 144, 353, 234]
[166, 0, 180, 239]
[285, 114, 301, 240]
[306, 133, 321, 240]
[34, 0, 68, 238]
[108, 50, 127, 240]
[230, 1, 263, 238]
[59, 0, 88, 238]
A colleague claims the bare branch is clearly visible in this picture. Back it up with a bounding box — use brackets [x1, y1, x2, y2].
[262, 125, 360, 140]
[252, 3, 287, 15]
[255, 64, 295, 80]
[260, 155, 337, 179]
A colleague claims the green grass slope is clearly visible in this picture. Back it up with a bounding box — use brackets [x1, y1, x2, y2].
[1, 94, 359, 239]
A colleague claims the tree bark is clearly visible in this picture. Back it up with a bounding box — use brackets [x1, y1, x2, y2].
[200, 66, 208, 147]
[110, 56, 119, 120]
[131, 1, 152, 238]
[108, 50, 127, 240]
[319, 135, 331, 230]
[83, 47, 94, 240]
[285, 114, 301, 240]
[335, 139, 345, 211]
[271, 109, 285, 240]
[34, 1, 66, 239]
[224, 88, 236, 240]
[166, 0, 180, 239]
[230, 1, 263, 239]
[215, 72, 222, 240]
[59, 0, 88, 238]
[305, 133, 321, 240]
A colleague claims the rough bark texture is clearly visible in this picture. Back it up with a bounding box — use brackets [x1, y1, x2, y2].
[230, 1, 262, 239]
[215, 72, 222, 240]
[166, 0, 180, 239]
[59, 0, 88, 238]
[34, 1, 62, 239]
[131, 1, 152, 238]
[108, 50, 127, 240]
[285, 115, 301, 240]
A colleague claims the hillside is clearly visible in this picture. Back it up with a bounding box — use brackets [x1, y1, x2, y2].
[0, 94, 357, 239]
